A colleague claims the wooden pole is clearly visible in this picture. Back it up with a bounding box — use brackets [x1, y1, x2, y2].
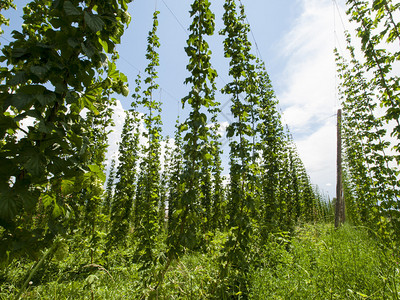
[335, 109, 344, 228]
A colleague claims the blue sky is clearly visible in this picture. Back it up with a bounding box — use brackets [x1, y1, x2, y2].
[2, 0, 351, 198]
[114, 0, 302, 134]
[114, 0, 348, 198]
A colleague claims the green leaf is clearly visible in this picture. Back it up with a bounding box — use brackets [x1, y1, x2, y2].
[0, 158, 17, 178]
[0, 190, 20, 221]
[41, 193, 54, 208]
[53, 203, 64, 218]
[10, 94, 34, 111]
[84, 12, 105, 33]
[48, 157, 69, 175]
[11, 48, 27, 58]
[64, 1, 81, 16]
[37, 121, 52, 134]
[20, 188, 39, 211]
[88, 164, 106, 182]
[9, 71, 26, 85]
[81, 42, 95, 58]
[356, 292, 369, 298]
[19, 85, 46, 95]
[204, 153, 213, 160]
[68, 132, 83, 149]
[98, 38, 108, 53]
[30, 66, 47, 79]
[86, 274, 98, 285]
[54, 82, 68, 94]
[0, 114, 17, 132]
[24, 151, 45, 177]
[82, 94, 99, 115]
[61, 179, 75, 195]
[67, 37, 80, 48]
[37, 92, 56, 106]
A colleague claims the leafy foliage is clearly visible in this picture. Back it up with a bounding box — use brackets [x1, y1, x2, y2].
[0, 0, 132, 263]
[167, 0, 220, 257]
[106, 109, 140, 251]
[336, 0, 400, 245]
[0, 1, 337, 298]
[0, 0, 15, 37]
[133, 10, 162, 271]
[1, 224, 396, 299]
[219, 1, 259, 296]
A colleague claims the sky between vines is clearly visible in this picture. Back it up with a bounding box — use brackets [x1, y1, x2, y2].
[2, 0, 363, 198]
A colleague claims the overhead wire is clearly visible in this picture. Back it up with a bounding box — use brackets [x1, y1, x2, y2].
[161, 0, 189, 36]
[0, 35, 11, 43]
[332, 0, 350, 112]
[159, 0, 270, 124]
[333, 0, 340, 111]
[237, 0, 263, 61]
[160, 0, 233, 124]
[235, 0, 342, 136]
[332, 0, 347, 55]
[235, 0, 293, 133]
[333, 0, 347, 32]
[118, 56, 179, 105]
[113, 0, 185, 116]
[120, 56, 141, 73]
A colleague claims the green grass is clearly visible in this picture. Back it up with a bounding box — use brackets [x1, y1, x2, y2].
[1, 224, 399, 299]
[249, 223, 399, 299]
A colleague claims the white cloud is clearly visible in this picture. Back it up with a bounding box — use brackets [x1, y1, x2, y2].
[207, 121, 229, 138]
[282, 105, 314, 130]
[295, 120, 336, 194]
[104, 100, 174, 176]
[105, 100, 127, 168]
[279, 0, 338, 118]
[15, 116, 35, 140]
[276, 0, 349, 197]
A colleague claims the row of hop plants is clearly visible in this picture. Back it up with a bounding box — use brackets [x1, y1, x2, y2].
[0, 0, 333, 298]
[335, 0, 400, 248]
[102, 1, 333, 297]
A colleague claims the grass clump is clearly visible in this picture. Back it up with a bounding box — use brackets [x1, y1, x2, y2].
[249, 223, 399, 299]
[1, 224, 399, 299]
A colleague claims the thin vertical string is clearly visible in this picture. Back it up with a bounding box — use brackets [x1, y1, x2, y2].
[333, 0, 339, 112]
